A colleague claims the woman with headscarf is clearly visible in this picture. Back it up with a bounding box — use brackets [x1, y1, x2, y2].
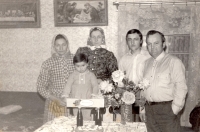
[76, 27, 118, 121]
[37, 34, 75, 123]
[76, 27, 118, 82]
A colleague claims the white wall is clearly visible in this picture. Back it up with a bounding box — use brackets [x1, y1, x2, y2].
[0, 0, 118, 92]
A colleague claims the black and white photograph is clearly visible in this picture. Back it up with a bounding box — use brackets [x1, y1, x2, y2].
[0, 0, 199, 132]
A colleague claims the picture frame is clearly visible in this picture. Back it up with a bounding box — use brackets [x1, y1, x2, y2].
[0, 0, 40, 28]
[54, 0, 108, 27]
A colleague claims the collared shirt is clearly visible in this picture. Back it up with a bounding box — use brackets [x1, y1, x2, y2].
[118, 49, 151, 84]
[87, 45, 107, 50]
[142, 51, 188, 113]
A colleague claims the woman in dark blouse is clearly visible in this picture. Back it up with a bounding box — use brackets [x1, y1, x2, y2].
[76, 27, 118, 82]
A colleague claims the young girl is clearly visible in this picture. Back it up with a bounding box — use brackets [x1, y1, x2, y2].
[62, 53, 99, 120]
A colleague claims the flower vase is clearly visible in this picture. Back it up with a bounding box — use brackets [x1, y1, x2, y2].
[120, 104, 132, 124]
[103, 97, 113, 122]
[103, 105, 113, 122]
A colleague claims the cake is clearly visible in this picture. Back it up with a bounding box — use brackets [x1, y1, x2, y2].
[75, 125, 104, 132]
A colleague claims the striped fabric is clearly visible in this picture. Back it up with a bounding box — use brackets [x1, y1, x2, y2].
[43, 99, 68, 123]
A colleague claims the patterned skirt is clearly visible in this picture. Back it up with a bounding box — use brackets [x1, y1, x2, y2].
[43, 99, 68, 123]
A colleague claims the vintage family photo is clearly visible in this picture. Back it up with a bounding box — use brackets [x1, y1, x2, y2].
[0, 0, 200, 132]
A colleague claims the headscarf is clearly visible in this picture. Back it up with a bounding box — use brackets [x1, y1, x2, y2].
[87, 27, 107, 50]
[51, 34, 71, 58]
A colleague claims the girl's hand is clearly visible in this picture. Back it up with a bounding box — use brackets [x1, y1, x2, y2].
[60, 97, 68, 106]
[91, 94, 96, 99]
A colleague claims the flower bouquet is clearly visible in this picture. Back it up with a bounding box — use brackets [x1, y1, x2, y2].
[99, 70, 150, 123]
[111, 70, 143, 107]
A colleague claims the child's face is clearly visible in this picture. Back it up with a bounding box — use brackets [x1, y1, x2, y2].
[75, 61, 88, 73]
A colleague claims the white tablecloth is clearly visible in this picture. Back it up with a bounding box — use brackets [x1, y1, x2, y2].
[35, 116, 147, 132]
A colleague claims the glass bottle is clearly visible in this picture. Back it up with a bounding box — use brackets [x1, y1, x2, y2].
[77, 108, 83, 127]
[95, 108, 102, 126]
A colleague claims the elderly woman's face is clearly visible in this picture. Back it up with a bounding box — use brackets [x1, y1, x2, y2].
[54, 38, 68, 56]
[90, 30, 103, 46]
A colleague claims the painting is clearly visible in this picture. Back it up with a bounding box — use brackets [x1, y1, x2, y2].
[54, 0, 108, 26]
[0, 0, 40, 28]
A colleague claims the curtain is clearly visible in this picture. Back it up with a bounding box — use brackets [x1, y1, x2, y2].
[118, 5, 200, 126]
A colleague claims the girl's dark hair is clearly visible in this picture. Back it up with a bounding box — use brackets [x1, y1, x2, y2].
[73, 53, 88, 64]
[126, 29, 143, 46]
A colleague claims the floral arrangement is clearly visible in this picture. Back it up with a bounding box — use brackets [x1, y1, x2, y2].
[99, 70, 150, 107]
[138, 78, 151, 91]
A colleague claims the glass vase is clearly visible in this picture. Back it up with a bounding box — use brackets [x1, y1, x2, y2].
[103, 96, 113, 122]
[103, 105, 113, 122]
[120, 104, 132, 124]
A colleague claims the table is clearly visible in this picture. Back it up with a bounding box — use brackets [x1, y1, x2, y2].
[34, 116, 147, 132]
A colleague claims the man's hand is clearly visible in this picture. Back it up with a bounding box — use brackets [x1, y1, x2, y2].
[139, 106, 146, 122]
[172, 104, 179, 115]
[139, 113, 146, 122]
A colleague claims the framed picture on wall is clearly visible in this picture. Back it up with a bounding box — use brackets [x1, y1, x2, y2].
[0, 0, 40, 28]
[54, 0, 108, 26]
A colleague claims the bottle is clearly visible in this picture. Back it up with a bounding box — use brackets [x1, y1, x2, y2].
[77, 108, 83, 127]
[95, 108, 102, 126]
[109, 106, 117, 121]
[113, 113, 116, 121]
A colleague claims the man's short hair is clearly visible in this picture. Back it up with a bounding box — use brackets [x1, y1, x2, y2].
[146, 30, 166, 51]
[146, 30, 166, 44]
[126, 29, 143, 46]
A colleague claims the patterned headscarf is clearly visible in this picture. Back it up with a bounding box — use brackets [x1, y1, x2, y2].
[87, 27, 106, 46]
[51, 34, 71, 58]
